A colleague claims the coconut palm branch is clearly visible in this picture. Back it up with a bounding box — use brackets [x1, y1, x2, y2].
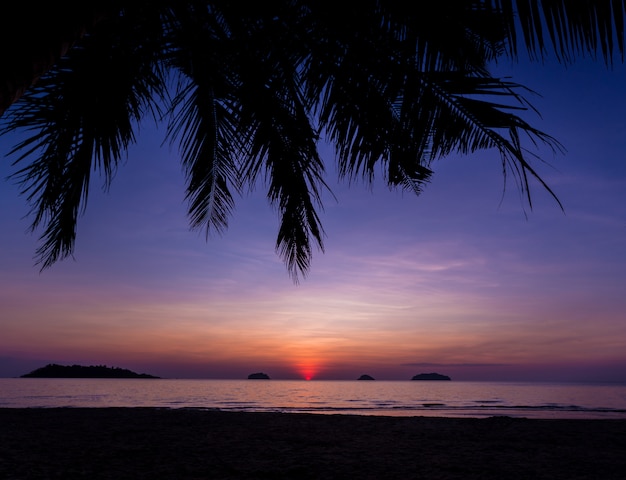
[0, 1, 624, 281]
[497, 0, 625, 63]
[163, 4, 241, 237]
[163, 1, 329, 280]
[306, 2, 562, 204]
[2, 7, 165, 268]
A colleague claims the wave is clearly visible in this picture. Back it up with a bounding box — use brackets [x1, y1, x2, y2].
[202, 402, 626, 419]
[4, 379, 626, 419]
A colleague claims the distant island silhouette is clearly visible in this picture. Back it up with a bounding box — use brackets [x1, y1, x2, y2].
[357, 374, 375, 380]
[247, 372, 270, 379]
[21, 364, 160, 379]
[411, 373, 451, 381]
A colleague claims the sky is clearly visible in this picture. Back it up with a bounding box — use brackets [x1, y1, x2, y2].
[1, 56, 626, 382]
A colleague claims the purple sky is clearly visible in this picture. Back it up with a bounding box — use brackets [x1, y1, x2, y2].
[1, 57, 626, 381]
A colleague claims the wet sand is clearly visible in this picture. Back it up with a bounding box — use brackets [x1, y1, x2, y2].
[1, 408, 625, 479]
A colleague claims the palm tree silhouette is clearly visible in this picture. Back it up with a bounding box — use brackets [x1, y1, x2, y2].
[1, 1, 623, 281]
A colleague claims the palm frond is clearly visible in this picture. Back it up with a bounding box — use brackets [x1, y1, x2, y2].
[166, 79, 238, 236]
[2, 1, 624, 281]
[163, 4, 240, 236]
[415, 72, 565, 208]
[308, 1, 506, 194]
[1, 10, 165, 268]
[493, 0, 626, 63]
[236, 65, 327, 281]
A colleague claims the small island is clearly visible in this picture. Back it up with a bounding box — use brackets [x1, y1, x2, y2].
[247, 372, 270, 379]
[357, 374, 375, 380]
[20, 364, 159, 379]
[411, 372, 451, 381]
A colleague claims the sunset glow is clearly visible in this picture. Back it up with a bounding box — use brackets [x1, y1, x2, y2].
[298, 366, 318, 381]
[1, 59, 626, 382]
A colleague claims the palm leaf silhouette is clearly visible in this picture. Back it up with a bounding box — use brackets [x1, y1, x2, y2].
[0, 1, 623, 280]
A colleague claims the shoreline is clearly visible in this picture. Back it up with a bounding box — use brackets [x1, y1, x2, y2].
[2, 408, 626, 479]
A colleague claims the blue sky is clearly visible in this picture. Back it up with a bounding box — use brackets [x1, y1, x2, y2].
[1, 56, 625, 381]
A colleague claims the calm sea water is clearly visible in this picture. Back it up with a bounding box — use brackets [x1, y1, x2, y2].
[1, 379, 625, 419]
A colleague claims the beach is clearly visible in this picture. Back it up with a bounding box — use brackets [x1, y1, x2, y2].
[0, 408, 624, 479]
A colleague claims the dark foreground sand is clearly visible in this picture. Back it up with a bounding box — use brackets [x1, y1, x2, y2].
[1, 408, 625, 479]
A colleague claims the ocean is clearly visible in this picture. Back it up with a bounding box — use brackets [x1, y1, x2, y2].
[1, 378, 625, 419]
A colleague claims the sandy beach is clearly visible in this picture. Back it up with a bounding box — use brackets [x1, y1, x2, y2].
[1, 408, 625, 479]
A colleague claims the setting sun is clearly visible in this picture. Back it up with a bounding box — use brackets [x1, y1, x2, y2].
[296, 363, 319, 381]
